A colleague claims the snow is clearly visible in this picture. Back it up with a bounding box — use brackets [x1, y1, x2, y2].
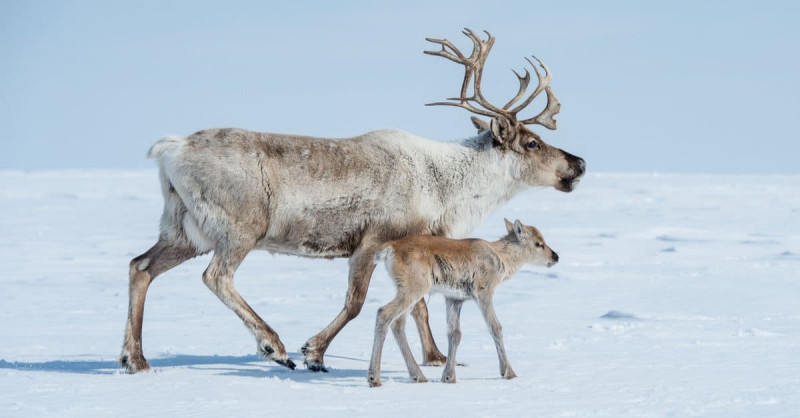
[1, 170, 798, 417]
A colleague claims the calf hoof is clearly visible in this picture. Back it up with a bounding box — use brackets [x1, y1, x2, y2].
[273, 357, 297, 370]
[441, 374, 456, 384]
[301, 341, 329, 372]
[259, 342, 295, 370]
[502, 369, 517, 380]
[120, 352, 151, 374]
[368, 374, 382, 387]
[412, 374, 428, 383]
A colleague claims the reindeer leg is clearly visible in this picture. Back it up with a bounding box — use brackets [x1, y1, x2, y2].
[302, 239, 380, 372]
[121, 240, 197, 373]
[202, 244, 294, 369]
[411, 298, 448, 366]
[476, 293, 516, 379]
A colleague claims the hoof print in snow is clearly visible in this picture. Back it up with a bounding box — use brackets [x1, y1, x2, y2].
[600, 310, 640, 320]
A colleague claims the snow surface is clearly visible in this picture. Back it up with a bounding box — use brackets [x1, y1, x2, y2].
[1, 170, 798, 417]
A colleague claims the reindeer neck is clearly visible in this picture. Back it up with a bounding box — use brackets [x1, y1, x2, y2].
[434, 132, 526, 238]
[489, 236, 528, 278]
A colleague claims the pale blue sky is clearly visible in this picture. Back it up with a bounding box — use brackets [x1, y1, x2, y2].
[2, 1, 798, 173]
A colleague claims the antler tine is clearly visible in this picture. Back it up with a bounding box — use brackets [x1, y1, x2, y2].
[509, 56, 551, 115]
[456, 28, 486, 104]
[461, 28, 482, 59]
[425, 35, 474, 103]
[424, 37, 467, 63]
[503, 68, 531, 110]
[424, 100, 497, 118]
[458, 29, 509, 116]
[513, 55, 560, 129]
[519, 86, 560, 130]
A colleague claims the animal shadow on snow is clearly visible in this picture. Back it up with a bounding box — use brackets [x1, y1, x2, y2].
[0, 352, 364, 382]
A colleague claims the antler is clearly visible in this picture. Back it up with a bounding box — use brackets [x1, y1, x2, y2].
[513, 56, 560, 130]
[424, 29, 503, 118]
[425, 29, 560, 130]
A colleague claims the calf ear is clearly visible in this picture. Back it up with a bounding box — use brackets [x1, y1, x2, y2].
[471, 116, 490, 132]
[513, 219, 528, 241]
[504, 218, 514, 234]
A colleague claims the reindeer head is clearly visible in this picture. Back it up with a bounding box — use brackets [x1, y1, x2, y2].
[426, 29, 586, 192]
[504, 218, 559, 268]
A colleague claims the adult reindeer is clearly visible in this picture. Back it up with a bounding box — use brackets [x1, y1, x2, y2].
[121, 29, 585, 373]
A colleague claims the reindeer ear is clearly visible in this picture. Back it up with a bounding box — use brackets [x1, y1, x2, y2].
[471, 116, 490, 132]
[489, 117, 516, 146]
[504, 218, 514, 234]
[512, 219, 528, 240]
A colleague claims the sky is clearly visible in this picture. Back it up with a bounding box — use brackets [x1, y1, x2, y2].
[1, 0, 798, 173]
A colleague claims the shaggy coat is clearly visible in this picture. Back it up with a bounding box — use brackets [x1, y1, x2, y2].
[121, 123, 584, 373]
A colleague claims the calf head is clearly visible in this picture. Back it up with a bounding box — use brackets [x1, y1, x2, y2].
[504, 218, 559, 267]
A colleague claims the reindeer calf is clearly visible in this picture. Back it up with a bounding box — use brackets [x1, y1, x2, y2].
[367, 219, 559, 387]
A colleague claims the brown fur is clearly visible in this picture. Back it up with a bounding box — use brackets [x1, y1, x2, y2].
[367, 219, 558, 386]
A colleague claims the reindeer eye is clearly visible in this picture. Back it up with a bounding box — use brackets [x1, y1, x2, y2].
[535, 242, 544, 248]
[526, 141, 539, 150]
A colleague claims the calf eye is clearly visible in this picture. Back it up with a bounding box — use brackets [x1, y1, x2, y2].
[535, 242, 544, 248]
[526, 141, 539, 150]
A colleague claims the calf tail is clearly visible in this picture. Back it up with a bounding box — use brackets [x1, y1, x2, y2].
[373, 244, 394, 265]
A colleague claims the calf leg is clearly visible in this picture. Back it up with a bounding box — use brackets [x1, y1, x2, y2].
[203, 245, 294, 369]
[302, 240, 379, 372]
[121, 240, 198, 373]
[367, 294, 417, 387]
[476, 294, 516, 379]
[411, 299, 448, 366]
[441, 298, 463, 383]
[391, 314, 427, 383]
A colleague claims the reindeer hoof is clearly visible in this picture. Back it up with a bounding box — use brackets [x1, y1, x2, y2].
[274, 358, 296, 370]
[258, 342, 295, 370]
[301, 341, 328, 372]
[305, 360, 328, 373]
[120, 353, 151, 374]
[412, 375, 428, 383]
[368, 374, 382, 387]
[260, 344, 275, 356]
[441, 374, 456, 384]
